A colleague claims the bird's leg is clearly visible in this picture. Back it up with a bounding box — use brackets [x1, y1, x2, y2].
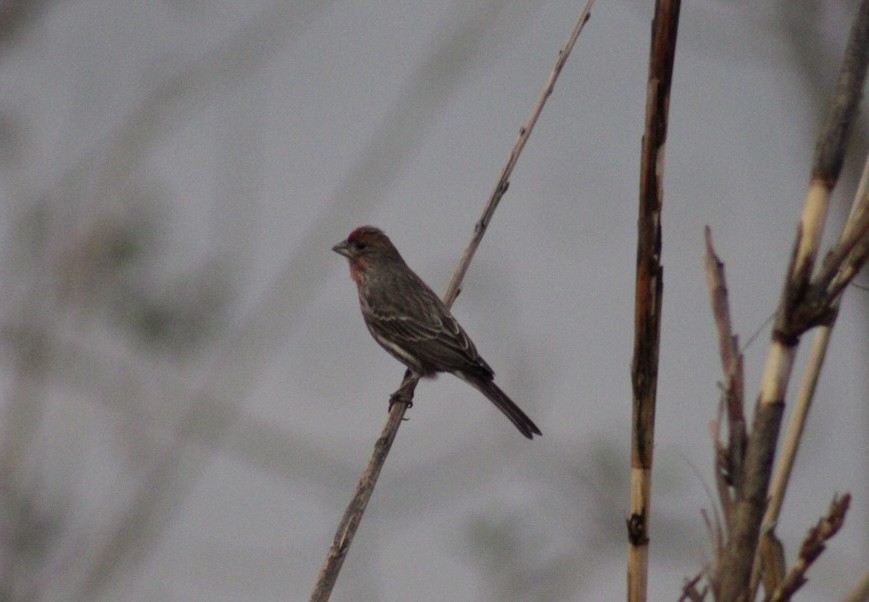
[389, 369, 416, 410]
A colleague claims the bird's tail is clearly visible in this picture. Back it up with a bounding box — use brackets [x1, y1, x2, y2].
[460, 373, 542, 439]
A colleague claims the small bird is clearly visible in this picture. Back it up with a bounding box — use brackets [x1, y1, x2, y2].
[333, 226, 541, 439]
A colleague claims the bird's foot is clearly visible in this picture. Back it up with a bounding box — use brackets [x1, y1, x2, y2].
[388, 389, 413, 411]
[389, 370, 419, 412]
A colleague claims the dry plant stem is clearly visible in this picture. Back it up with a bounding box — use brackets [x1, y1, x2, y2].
[309, 395, 409, 602]
[813, 184, 869, 303]
[843, 570, 869, 602]
[758, 535, 786, 597]
[678, 573, 708, 602]
[703, 226, 747, 527]
[749, 156, 869, 597]
[445, 0, 594, 302]
[719, 3, 869, 600]
[766, 494, 850, 602]
[700, 507, 725, 589]
[627, 2, 681, 602]
[821, 185, 869, 301]
[309, 4, 595, 600]
[750, 330, 828, 565]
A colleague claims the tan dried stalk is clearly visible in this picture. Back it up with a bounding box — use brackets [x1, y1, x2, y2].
[627, 2, 682, 602]
[717, 2, 869, 599]
[843, 571, 869, 602]
[748, 155, 869, 598]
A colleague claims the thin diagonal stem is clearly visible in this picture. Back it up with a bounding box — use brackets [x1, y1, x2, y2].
[309, 3, 595, 600]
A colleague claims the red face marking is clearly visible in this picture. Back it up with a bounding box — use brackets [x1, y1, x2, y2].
[349, 256, 368, 285]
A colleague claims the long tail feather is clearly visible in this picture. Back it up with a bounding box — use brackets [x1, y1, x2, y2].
[459, 373, 542, 439]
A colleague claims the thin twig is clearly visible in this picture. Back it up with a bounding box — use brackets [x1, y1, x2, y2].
[627, 2, 681, 602]
[309, 3, 595, 600]
[308, 399, 408, 602]
[444, 0, 594, 305]
[679, 572, 708, 602]
[704, 228, 739, 376]
[703, 227, 747, 511]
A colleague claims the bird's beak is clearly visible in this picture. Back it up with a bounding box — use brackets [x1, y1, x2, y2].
[332, 239, 351, 258]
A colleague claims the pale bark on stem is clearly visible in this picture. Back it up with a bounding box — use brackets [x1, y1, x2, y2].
[748, 154, 869, 598]
[718, 2, 869, 599]
[627, 2, 681, 602]
[814, 176, 869, 302]
[759, 327, 829, 520]
[843, 570, 869, 602]
[309, 4, 596, 599]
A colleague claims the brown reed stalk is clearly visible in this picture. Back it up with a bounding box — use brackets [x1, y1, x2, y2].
[627, 1, 681, 601]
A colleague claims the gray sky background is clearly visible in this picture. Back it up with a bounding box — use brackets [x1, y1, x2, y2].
[0, 1, 866, 600]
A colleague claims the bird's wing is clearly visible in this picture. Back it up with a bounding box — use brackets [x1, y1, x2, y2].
[363, 273, 492, 376]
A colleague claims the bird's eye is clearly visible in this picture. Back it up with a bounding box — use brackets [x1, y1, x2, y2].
[352, 241, 367, 251]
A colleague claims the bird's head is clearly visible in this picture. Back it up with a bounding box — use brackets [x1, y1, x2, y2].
[333, 226, 403, 282]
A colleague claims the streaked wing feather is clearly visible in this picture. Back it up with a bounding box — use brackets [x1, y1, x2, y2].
[364, 296, 487, 375]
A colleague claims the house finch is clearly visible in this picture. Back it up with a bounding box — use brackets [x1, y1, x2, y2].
[333, 226, 541, 439]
